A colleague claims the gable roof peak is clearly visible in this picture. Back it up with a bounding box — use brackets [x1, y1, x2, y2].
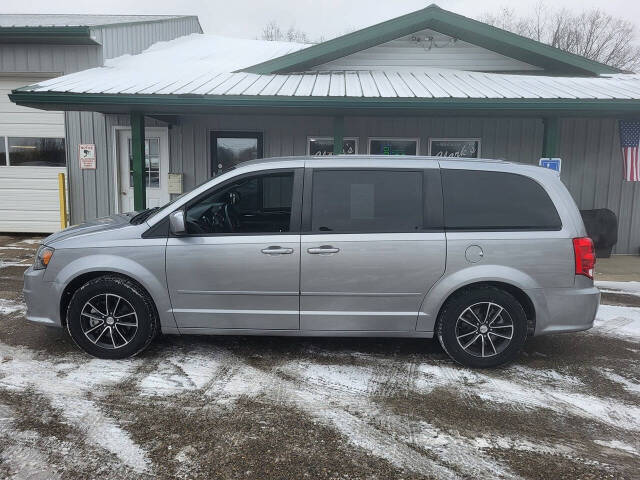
[241, 5, 621, 76]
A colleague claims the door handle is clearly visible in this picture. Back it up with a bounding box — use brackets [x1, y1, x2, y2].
[261, 246, 294, 255]
[307, 245, 340, 254]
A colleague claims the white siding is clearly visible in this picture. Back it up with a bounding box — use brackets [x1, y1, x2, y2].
[0, 77, 64, 137]
[0, 166, 67, 233]
[0, 76, 66, 233]
[311, 28, 543, 72]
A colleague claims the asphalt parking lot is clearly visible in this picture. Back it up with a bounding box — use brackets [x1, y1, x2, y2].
[0, 234, 638, 480]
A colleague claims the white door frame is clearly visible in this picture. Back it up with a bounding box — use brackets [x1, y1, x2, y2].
[112, 125, 169, 213]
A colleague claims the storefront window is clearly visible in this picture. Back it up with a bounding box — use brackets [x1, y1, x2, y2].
[5, 137, 65, 166]
[211, 132, 263, 175]
[307, 137, 358, 155]
[429, 138, 481, 158]
[369, 138, 418, 155]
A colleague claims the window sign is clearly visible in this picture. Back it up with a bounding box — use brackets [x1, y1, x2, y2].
[369, 138, 419, 155]
[79, 143, 96, 169]
[307, 137, 358, 155]
[539, 157, 561, 173]
[429, 138, 481, 158]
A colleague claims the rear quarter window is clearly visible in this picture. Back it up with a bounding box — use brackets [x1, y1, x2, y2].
[442, 169, 562, 231]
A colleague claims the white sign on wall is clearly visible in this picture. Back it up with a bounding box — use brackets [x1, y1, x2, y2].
[79, 144, 96, 170]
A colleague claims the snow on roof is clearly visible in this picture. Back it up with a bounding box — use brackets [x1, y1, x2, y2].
[16, 33, 640, 100]
[0, 14, 191, 28]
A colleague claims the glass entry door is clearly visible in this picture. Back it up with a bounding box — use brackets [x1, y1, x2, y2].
[211, 131, 263, 175]
[117, 127, 169, 212]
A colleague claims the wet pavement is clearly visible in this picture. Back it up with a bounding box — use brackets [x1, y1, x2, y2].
[0, 234, 638, 479]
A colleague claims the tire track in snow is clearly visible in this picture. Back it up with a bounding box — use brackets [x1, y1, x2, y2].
[0, 345, 150, 474]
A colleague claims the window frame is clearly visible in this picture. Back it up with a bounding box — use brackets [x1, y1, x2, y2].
[210, 131, 264, 176]
[428, 138, 482, 158]
[306, 136, 359, 155]
[0, 135, 66, 167]
[367, 137, 420, 156]
[172, 167, 304, 238]
[301, 167, 443, 234]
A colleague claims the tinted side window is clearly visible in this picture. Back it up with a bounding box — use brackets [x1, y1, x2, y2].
[442, 169, 562, 230]
[311, 170, 423, 233]
[185, 172, 294, 234]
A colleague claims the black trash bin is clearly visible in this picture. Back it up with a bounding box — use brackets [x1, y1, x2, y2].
[580, 209, 618, 258]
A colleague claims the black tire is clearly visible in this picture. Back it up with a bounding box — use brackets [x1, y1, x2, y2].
[436, 286, 528, 368]
[66, 275, 158, 359]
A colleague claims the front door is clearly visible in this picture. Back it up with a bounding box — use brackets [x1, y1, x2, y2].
[300, 166, 446, 332]
[166, 168, 303, 330]
[117, 128, 169, 212]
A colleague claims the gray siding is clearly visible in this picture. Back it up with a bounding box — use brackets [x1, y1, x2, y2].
[558, 118, 640, 255]
[68, 113, 638, 254]
[0, 44, 102, 74]
[90, 17, 202, 60]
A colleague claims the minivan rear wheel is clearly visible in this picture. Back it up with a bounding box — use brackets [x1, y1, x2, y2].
[437, 286, 528, 368]
[66, 275, 158, 359]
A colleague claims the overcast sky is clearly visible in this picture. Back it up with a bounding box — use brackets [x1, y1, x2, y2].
[3, 0, 640, 41]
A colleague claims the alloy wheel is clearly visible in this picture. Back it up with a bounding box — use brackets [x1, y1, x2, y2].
[80, 293, 138, 350]
[455, 302, 514, 358]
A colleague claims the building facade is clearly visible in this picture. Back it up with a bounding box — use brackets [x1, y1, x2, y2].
[0, 14, 201, 232]
[9, 6, 640, 253]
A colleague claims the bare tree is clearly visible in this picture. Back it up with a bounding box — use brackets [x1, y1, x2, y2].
[261, 21, 312, 44]
[480, 2, 640, 71]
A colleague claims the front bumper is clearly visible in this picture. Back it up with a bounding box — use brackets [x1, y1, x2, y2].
[530, 281, 600, 336]
[23, 265, 62, 327]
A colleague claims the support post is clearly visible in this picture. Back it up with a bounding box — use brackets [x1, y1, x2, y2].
[333, 116, 344, 155]
[130, 112, 146, 210]
[542, 117, 559, 158]
[58, 172, 67, 230]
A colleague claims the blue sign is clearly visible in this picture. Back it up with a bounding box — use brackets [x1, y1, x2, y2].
[539, 157, 561, 172]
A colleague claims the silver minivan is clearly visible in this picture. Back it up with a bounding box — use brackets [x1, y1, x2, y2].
[24, 156, 599, 367]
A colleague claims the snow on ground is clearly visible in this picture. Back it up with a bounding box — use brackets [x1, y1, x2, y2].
[593, 304, 640, 340]
[0, 239, 638, 479]
[0, 298, 26, 315]
[596, 280, 640, 296]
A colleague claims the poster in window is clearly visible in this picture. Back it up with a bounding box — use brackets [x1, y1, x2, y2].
[429, 138, 481, 158]
[79, 143, 96, 169]
[308, 137, 357, 155]
[369, 139, 418, 155]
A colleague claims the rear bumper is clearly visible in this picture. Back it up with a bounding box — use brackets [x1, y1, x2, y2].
[23, 266, 62, 327]
[530, 283, 600, 335]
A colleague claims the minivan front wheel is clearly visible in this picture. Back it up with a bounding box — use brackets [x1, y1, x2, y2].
[66, 275, 158, 359]
[437, 287, 528, 368]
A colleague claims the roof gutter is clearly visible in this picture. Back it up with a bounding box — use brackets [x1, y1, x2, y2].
[9, 90, 640, 116]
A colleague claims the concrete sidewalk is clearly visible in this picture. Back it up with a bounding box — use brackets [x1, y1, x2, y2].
[595, 255, 640, 282]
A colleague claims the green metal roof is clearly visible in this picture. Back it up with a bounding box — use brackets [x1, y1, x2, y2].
[10, 90, 640, 117]
[242, 4, 622, 76]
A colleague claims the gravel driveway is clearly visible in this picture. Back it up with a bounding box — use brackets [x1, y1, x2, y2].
[0, 234, 638, 480]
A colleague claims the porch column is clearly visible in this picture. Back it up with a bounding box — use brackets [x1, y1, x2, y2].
[542, 117, 559, 157]
[333, 116, 344, 155]
[130, 112, 146, 210]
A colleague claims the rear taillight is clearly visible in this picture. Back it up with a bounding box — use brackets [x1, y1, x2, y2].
[573, 237, 595, 279]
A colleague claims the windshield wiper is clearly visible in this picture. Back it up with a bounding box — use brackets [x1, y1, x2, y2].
[130, 207, 160, 225]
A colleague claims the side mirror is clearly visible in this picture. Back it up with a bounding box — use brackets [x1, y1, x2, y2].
[169, 210, 186, 235]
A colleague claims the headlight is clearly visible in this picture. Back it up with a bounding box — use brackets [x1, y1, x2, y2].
[34, 245, 55, 270]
